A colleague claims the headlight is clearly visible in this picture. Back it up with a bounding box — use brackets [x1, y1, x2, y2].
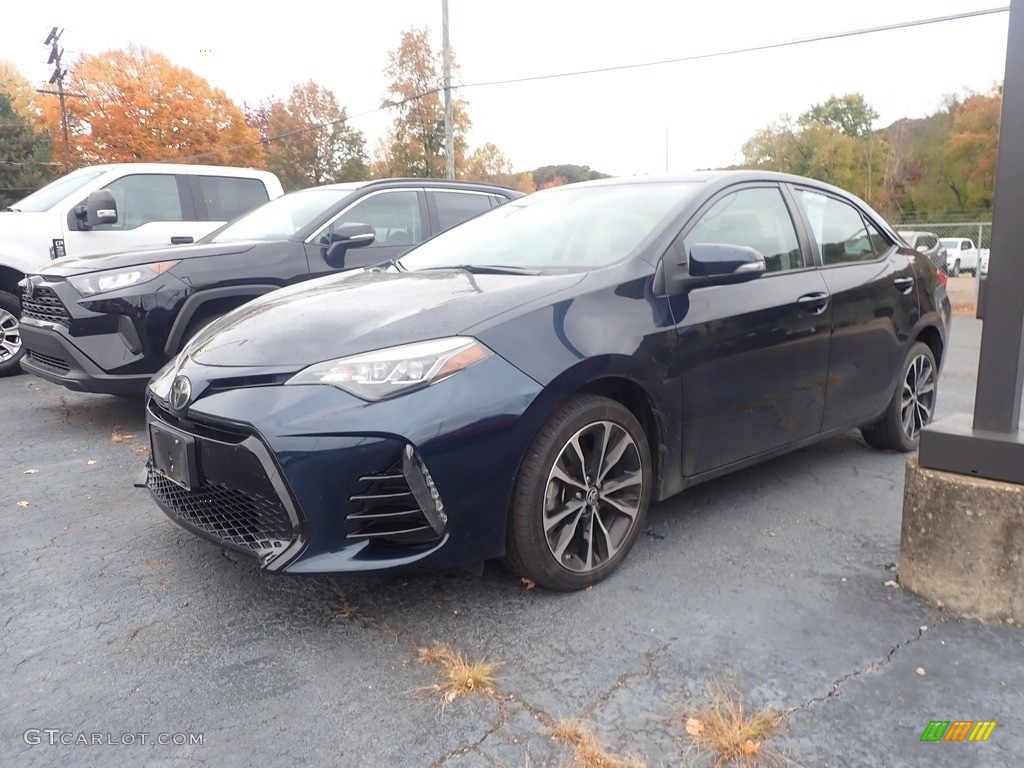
[67, 261, 179, 297]
[286, 337, 492, 401]
[148, 358, 178, 400]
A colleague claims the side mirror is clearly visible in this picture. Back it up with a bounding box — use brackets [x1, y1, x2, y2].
[325, 222, 375, 268]
[85, 190, 118, 228]
[661, 243, 765, 294]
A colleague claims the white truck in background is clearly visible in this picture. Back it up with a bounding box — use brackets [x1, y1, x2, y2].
[0, 163, 284, 375]
[939, 237, 989, 277]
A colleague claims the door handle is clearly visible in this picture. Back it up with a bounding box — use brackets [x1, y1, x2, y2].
[797, 292, 829, 315]
[893, 276, 914, 294]
[170, 236, 194, 245]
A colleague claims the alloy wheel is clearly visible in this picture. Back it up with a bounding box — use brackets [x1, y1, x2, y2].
[900, 354, 936, 441]
[0, 307, 20, 363]
[542, 420, 644, 574]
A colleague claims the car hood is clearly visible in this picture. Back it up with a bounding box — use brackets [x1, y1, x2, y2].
[187, 268, 586, 368]
[38, 241, 263, 277]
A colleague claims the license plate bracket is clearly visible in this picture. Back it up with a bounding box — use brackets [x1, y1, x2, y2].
[150, 422, 199, 491]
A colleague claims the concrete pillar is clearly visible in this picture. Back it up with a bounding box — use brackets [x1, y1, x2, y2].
[900, 456, 1024, 624]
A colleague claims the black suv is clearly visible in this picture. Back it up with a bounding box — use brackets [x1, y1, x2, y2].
[20, 179, 523, 394]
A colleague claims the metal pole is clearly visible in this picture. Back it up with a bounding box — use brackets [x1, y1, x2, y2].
[971, 0, 1024, 432]
[57, 75, 70, 172]
[442, 0, 454, 180]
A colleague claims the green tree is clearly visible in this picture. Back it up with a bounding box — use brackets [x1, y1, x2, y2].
[0, 92, 56, 206]
[531, 164, 610, 187]
[247, 81, 368, 191]
[374, 27, 471, 178]
[801, 93, 879, 137]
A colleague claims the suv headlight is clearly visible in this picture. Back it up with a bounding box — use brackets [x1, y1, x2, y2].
[286, 337, 492, 401]
[67, 261, 179, 297]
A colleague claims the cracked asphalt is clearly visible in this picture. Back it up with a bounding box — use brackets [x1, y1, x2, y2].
[2, 316, 1022, 767]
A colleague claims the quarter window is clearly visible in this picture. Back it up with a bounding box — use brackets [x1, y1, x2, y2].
[679, 186, 803, 272]
[799, 190, 887, 265]
[92, 174, 183, 230]
[314, 190, 422, 247]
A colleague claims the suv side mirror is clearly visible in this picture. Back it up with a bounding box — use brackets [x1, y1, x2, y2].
[325, 222, 376, 268]
[662, 243, 765, 294]
[83, 190, 118, 228]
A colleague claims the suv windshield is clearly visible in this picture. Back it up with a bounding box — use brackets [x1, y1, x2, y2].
[398, 182, 698, 273]
[205, 188, 354, 243]
[9, 168, 107, 212]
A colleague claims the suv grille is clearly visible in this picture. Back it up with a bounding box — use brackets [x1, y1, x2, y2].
[149, 468, 294, 559]
[27, 350, 70, 374]
[347, 460, 441, 546]
[22, 286, 70, 325]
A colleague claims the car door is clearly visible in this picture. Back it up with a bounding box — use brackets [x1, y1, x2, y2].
[793, 187, 919, 431]
[303, 188, 428, 274]
[669, 184, 832, 476]
[62, 173, 202, 257]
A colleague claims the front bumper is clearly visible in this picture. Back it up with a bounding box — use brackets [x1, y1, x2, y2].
[21, 320, 153, 394]
[144, 354, 545, 574]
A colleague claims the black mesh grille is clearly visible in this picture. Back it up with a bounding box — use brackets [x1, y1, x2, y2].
[22, 286, 70, 325]
[27, 350, 70, 374]
[117, 315, 142, 354]
[347, 460, 440, 545]
[148, 466, 294, 559]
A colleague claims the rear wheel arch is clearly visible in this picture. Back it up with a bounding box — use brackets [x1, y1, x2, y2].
[915, 324, 944, 371]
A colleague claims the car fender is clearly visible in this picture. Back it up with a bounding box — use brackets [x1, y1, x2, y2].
[0, 242, 45, 281]
[163, 284, 280, 356]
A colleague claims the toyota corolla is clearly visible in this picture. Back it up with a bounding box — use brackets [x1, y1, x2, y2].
[143, 172, 951, 591]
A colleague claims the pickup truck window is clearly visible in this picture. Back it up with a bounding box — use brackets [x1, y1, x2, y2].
[91, 174, 184, 230]
[194, 176, 270, 222]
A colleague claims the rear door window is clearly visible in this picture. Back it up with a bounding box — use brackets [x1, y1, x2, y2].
[431, 190, 493, 232]
[192, 176, 270, 222]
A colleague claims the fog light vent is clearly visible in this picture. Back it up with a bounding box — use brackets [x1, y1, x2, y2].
[118, 315, 142, 354]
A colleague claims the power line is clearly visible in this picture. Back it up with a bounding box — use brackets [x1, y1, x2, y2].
[170, 6, 1009, 163]
[460, 7, 1010, 90]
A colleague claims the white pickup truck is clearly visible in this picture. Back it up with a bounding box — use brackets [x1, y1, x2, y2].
[939, 237, 989, 277]
[0, 163, 284, 375]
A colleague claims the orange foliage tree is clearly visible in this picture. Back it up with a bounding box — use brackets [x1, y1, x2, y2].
[44, 45, 263, 167]
[375, 27, 471, 178]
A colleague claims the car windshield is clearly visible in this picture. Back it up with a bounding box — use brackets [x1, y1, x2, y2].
[205, 188, 354, 243]
[8, 168, 107, 212]
[397, 181, 700, 273]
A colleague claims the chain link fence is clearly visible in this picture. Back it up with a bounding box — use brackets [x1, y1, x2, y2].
[893, 221, 992, 277]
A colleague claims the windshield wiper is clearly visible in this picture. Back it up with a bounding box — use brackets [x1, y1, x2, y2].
[1, 207, 18, 212]
[417, 264, 542, 276]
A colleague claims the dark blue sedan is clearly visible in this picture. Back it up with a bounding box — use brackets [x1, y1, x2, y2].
[143, 172, 951, 590]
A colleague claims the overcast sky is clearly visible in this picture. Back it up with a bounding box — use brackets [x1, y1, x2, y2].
[0, 1, 1011, 176]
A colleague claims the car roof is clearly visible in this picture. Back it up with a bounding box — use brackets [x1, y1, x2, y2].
[290, 178, 525, 197]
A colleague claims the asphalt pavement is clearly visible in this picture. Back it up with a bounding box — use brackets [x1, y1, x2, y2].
[1, 316, 1021, 767]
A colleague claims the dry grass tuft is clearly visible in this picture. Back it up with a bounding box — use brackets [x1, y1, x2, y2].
[110, 427, 134, 443]
[682, 682, 789, 767]
[551, 719, 646, 768]
[131, 443, 150, 455]
[416, 642, 499, 712]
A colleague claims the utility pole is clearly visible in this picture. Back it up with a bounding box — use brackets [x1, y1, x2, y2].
[441, 0, 455, 180]
[35, 27, 86, 173]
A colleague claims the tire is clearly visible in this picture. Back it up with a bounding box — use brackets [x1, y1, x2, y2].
[503, 394, 652, 591]
[950, 260, 961, 277]
[0, 290, 25, 377]
[861, 342, 937, 452]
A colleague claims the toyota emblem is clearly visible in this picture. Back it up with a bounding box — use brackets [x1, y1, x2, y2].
[25, 278, 35, 299]
[169, 375, 192, 411]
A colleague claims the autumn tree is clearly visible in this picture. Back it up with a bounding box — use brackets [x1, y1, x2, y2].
[0, 93, 56, 206]
[0, 61, 42, 124]
[375, 27, 471, 177]
[43, 45, 263, 167]
[532, 164, 610, 188]
[460, 142, 532, 190]
[247, 81, 368, 191]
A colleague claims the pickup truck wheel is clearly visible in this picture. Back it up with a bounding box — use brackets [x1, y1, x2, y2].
[0, 290, 24, 377]
[949, 259, 960, 277]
